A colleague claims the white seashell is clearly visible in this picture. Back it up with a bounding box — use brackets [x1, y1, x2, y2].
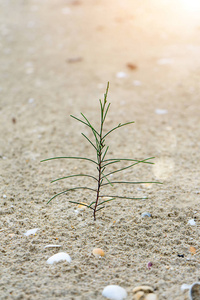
[77, 202, 88, 210]
[141, 212, 151, 218]
[188, 219, 196, 226]
[24, 228, 39, 236]
[47, 252, 71, 264]
[102, 285, 127, 300]
[44, 245, 61, 249]
[189, 282, 200, 300]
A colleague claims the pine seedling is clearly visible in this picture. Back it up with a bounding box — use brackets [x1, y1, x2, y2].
[41, 82, 161, 220]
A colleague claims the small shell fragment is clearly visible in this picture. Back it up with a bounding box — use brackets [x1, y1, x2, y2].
[47, 252, 71, 264]
[24, 228, 39, 236]
[141, 212, 151, 218]
[77, 202, 88, 210]
[189, 282, 200, 300]
[133, 291, 144, 300]
[189, 246, 196, 255]
[181, 284, 191, 291]
[147, 262, 153, 269]
[93, 248, 105, 257]
[102, 285, 127, 300]
[44, 245, 61, 249]
[188, 219, 196, 226]
[132, 286, 157, 300]
[133, 286, 154, 294]
[133, 292, 158, 300]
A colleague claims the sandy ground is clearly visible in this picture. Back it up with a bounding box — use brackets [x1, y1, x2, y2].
[0, 0, 200, 299]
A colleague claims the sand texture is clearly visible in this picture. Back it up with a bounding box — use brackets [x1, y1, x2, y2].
[0, 1, 200, 299]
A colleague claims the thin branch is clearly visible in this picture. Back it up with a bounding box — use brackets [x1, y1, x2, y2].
[72, 112, 100, 149]
[51, 174, 98, 183]
[101, 159, 121, 168]
[41, 156, 98, 165]
[70, 114, 100, 137]
[103, 157, 155, 164]
[96, 206, 105, 212]
[47, 186, 97, 204]
[102, 145, 109, 161]
[98, 195, 148, 200]
[99, 99, 103, 122]
[97, 197, 116, 206]
[103, 121, 135, 139]
[103, 82, 109, 106]
[88, 200, 96, 208]
[80, 113, 100, 144]
[103, 102, 111, 123]
[102, 158, 155, 178]
[101, 181, 163, 187]
[100, 172, 113, 186]
[81, 133, 97, 150]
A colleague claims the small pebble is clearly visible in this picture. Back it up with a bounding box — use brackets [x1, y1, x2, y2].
[102, 285, 127, 300]
[47, 252, 71, 264]
[126, 63, 137, 70]
[147, 262, 153, 269]
[93, 248, 105, 257]
[3, 194, 7, 198]
[177, 254, 184, 258]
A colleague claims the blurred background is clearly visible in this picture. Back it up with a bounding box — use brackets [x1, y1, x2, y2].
[0, 0, 200, 199]
[1, 0, 200, 96]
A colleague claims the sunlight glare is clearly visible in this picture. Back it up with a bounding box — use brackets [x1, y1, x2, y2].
[180, 0, 200, 12]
